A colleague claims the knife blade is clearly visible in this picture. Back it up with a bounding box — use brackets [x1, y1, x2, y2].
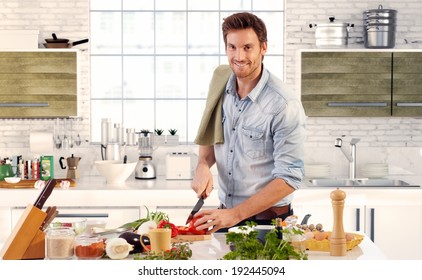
[185, 197, 204, 225]
[34, 179, 56, 209]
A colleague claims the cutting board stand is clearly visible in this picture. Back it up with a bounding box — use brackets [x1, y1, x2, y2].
[0, 204, 46, 260]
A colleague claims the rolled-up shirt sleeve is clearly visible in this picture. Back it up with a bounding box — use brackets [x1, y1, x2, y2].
[272, 98, 307, 190]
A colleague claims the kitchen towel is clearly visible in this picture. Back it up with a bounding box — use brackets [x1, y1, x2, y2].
[194, 64, 232, 145]
[29, 131, 54, 154]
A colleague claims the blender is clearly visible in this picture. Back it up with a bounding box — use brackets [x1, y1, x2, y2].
[135, 131, 156, 179]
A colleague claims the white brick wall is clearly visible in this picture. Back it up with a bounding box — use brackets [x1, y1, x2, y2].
[0, 0, 421, 177]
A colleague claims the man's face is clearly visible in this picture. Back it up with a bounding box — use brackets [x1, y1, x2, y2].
[225, 28, 267, 80]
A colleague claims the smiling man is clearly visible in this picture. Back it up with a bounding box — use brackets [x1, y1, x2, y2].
[191, 12, 306, 233]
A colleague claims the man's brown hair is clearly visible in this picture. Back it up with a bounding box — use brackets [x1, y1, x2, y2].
[222, 12, 268, 47]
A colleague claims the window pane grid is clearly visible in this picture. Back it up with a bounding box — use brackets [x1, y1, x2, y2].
[90, 1, 284, 144]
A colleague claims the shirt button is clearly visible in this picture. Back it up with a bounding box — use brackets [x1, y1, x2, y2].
[228, 194, 232, 197]
[230, 150, 233, 153]
[228, 172, 232, 175]
[232, 128, 235, 131]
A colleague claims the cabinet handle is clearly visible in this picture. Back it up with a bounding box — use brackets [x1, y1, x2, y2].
[355, 208, 360, 232]
[0, 102, 49, 107]
[56, 213, 109, 218]
[396, 102, 422, 107]
[370, 208, 375, 242]
[327, 102, 388, 107]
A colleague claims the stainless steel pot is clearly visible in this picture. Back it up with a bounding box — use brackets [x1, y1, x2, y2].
[363, 5, 397, 49]
[363, 5, 397, 19]
[309, 16, 354, 48]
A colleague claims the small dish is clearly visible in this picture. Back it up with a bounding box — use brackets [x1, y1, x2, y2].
[4, 177, 21, 184]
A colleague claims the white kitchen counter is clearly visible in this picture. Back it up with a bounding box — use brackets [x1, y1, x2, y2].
[190, 232, 387, 260]
[0, 176, 220, 208]
[1, 174, 422, 208]
[0, 231, 387, 261]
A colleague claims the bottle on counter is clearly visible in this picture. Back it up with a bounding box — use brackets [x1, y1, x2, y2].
[31, 157, 40, 180]
[40, 155, 54, 180]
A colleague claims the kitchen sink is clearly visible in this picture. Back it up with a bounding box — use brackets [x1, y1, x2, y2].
[308, 179, 359, 187]
[307, 178, 420, 188]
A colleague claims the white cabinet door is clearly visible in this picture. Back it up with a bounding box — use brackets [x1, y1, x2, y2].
[364, 204, 422, 260]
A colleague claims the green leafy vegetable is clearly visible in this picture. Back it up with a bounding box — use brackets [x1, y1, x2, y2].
[134, 242, 192, 260]
[222, 221, 308, 260]
[119, 206, 170, 230]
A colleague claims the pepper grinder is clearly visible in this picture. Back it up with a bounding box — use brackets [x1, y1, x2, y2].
[330, 188, 347, 256]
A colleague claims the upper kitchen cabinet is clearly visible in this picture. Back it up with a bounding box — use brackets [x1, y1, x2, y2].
[392, 52, 422, 116]
[300, 51, 392, 117]
[0, 50, 77, 118]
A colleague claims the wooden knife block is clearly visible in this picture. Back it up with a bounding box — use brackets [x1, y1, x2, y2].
[0, 204, 47, 260]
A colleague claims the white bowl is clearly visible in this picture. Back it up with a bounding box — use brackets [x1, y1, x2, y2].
[94, 160, 137, 185]
[4, 177, 21, 184]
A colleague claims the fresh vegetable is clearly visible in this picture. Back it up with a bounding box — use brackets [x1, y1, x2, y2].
[119, 232, 150, 254]
[177, 215, 208, 235]
[134, 242, 192, 260]
[222, 221, 308, 260]
[105, 237, 134, 260]
[119, 206, 169, 230]
[136, 220, 157, 235]
[157, 220, 179, 238]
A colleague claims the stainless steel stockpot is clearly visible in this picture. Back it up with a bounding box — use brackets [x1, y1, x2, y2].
[309, 16, 354, 48]
[363, 4, 397, 48]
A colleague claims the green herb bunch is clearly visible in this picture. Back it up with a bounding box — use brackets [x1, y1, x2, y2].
[222, 222, 308, 260]
[134, 242, 192, 260]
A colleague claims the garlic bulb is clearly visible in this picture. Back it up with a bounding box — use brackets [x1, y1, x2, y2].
[105, 237, 134, 259]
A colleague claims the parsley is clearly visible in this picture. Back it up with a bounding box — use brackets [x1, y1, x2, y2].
[222, 221, 308, 260]
[133, 242, 193, 260]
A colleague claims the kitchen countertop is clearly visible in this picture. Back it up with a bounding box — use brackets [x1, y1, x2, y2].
[0, 232, 387, 261]
[190, 232, 387, 260]
[1, 174, 422, 208]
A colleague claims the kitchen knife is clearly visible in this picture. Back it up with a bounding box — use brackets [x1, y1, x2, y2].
[33, 179, 56, 209]
[185, 197, 204, 225]
[40, 206, 57, 230]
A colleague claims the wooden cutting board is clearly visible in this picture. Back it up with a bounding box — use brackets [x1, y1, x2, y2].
[0, 179, 76, 189]
[172, 234, 212, 242]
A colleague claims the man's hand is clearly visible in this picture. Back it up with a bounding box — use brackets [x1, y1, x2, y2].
[193, 208, 242, 234]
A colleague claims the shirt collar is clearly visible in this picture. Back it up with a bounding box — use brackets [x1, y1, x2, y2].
[225, 65, 269, 102]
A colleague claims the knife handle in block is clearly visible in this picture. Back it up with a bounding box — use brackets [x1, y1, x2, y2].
[0, 204, 46, 260]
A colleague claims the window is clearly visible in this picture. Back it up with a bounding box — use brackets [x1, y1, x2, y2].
[90, 0, 285, 144]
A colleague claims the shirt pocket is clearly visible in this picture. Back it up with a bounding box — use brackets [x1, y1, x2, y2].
[241, 126, 266, 159]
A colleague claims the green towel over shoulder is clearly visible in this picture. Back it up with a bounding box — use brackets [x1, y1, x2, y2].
[194, 65, 232, 145]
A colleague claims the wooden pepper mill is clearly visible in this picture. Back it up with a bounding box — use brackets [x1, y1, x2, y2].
[330, 188, 347, 256]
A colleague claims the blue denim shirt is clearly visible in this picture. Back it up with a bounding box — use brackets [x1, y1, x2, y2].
[214, 66, 306, 208]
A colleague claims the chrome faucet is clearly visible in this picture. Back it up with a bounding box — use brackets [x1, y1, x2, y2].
[334, 137, 360, 180]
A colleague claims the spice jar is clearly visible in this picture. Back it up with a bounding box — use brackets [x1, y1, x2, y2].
[74, 235, 105, 260]
[45, 227, 75, 260]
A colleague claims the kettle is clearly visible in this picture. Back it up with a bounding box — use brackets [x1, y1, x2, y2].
[59, 154, 81, 179]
